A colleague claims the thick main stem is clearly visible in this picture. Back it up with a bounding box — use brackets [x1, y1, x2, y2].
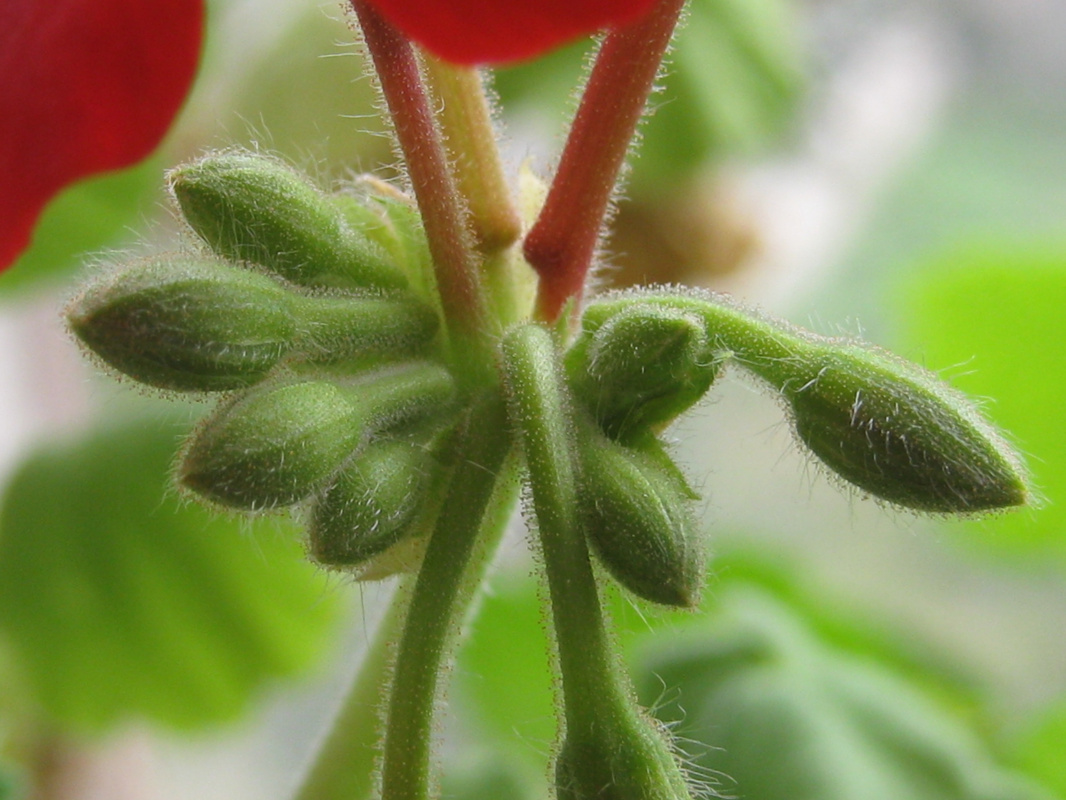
[523, 0, 687, 322]
[378, 395, 512, 800]
[499, 326, 629, 727]
[352, 0, 489, 351]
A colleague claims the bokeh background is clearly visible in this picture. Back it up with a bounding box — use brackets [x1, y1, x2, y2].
[1, 0, 1064, 797]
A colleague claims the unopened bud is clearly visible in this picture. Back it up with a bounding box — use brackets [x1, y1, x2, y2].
[309, 438, 439, 569]
[181, 363, 457, 510]
[170, 152, 406, 291]
[577, 425, 704, 608]
[567, 303, 720, 441]
[180, 380, 364, 510]
[751, 341, 1030, 513]
[581, 289, 1030, 514]
[68, 258, 297, 392]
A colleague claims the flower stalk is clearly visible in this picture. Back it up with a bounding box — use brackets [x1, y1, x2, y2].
[524, 0, 688, 321]
[377, 395, 513, 800]
[420, 55, 522, 255]
[351, 0, 490, 355]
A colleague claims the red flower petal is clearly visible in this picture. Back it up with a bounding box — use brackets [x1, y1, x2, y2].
[361, 0, 658, 65]
[0, 0, 204, 271]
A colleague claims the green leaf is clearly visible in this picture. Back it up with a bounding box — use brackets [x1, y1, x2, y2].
[2, 161, 162, 295]
[1010, 701, 1066, 798]
[0, 762, 22, 800]
[457, 572, 556, 772]
[0, 415, 341, 733]
[635, 587, 1057, 800]
[898, 243, 1066, 555]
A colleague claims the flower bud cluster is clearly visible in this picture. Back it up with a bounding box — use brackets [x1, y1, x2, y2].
[68, 151, 461, 573]
[564, 304, 720, 608]
[581, 289, 1030, 514]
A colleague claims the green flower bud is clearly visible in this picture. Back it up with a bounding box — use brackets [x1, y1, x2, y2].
[181, 363, 457, 510]
[555, 713, 694, 800]
[577, 424, 704, 608]
[582, 288, 1030, 514]
[180, 380, 364, 510]
[748, 341, 1030, 513]
[309, 438, 439, 569]
[567, 303, 721, 441]
[169, 152, 406, 291]
[68, 258, 297, 391]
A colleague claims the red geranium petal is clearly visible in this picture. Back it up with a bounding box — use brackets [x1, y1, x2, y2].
[362, 0, 658, 65]
[0, 0, 204, 271]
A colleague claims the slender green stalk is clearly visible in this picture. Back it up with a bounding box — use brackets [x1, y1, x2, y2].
[378, 394, 513, 800]
[293, 578, 412, 800]
[420, 55, 521, 255]
[501, 325, 693, 800]
[498, 325, 628, 723]
[351, 0, 490, 355]
[523, 0, 687, 321]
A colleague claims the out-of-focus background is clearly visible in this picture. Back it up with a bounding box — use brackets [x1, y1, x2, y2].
[1, 0, 1064, 797]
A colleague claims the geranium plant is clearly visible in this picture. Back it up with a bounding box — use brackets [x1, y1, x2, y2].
[1, 1, 1052, 799]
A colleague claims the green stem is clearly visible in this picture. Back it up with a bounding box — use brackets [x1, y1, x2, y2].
[498, 325, 629, 726]
[523, 0, 687, 322]
[420, 56, 521, 255]
[293, 578, 412, 800]
[378, 393, 514, 800]
[351, 0, 491, 357]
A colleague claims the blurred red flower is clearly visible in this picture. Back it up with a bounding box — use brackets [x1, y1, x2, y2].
[361, 0, 658, 64]
[0, 0, 204, 271]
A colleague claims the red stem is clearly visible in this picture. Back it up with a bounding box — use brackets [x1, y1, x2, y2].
[351, 0, 487, 345]
[523, 0, 687, 322]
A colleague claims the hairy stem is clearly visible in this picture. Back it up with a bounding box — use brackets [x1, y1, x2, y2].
[523, 0, 687, 322]
[420, 55, 521, 255]
[352, 0, 490, 355]
[378, 394, 513, 800]
[499, 325, 629, 726]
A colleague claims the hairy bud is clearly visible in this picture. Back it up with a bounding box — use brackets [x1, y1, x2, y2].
[68, 258, 298, 391]
[748, 341, 1030, 513]
[180, 363, 456, 509]
[577, 424, 704, 608]
[309, 438, 439, 569]
[581, 288, 1030, 514]
[170, 152, 406, 291]
[567, 303, 721, 441]
[68, 258, 441, 392]
[180, 380, 365, 510]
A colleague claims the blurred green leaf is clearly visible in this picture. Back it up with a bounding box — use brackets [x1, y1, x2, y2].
[0, 763, 21, 800]
[898, 244, 1066, 555]
[1, 160, 162, 295]
[636, 586, 1056, 800]
[439, 749, 541, 800]
[458, 544, 988, 774]
[0, 415, 342, 733]
[458, 573, 555, 771]
[1010, 701, 1066, 798]
[494, 0, 803, 192]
